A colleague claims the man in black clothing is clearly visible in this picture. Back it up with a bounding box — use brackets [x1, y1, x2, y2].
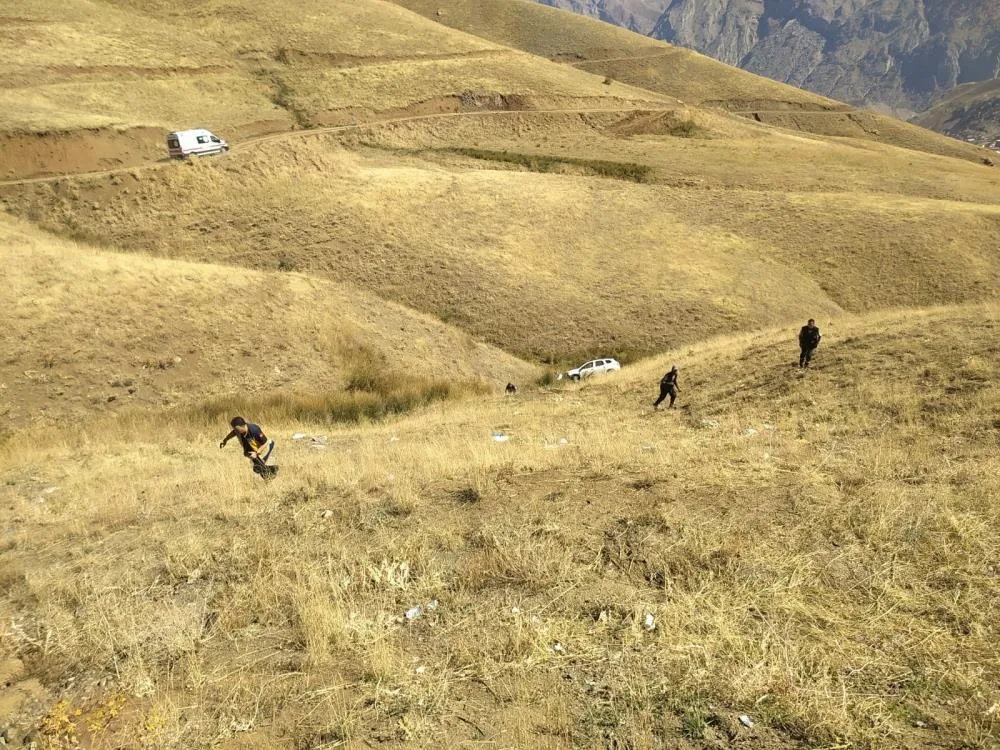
[220, 416, 278, 480]
[798, 319, 822, 368]
[654, 365, 680, 409]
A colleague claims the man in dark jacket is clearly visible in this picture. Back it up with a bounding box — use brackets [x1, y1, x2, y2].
[654, 365, 680, 409]
[798, 319, 822, 368]
[220, 416, 278, 480]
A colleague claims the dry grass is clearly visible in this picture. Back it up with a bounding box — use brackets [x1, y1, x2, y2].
[394, 0, 992, 163]
[0, 214, 537, 430]
[2, 304, 998, 748]
[2, 3, 1000, 747]
[3, 117, 998, 364]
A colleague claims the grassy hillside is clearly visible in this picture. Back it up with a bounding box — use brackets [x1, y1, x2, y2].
[2, 304, 998, 748]
[0, 0, 672, 180]
[3, 108, 998, 362]
[393, 0, 994, 163]
[0, 214, 537, 430]
[913, 79, 1000, 146]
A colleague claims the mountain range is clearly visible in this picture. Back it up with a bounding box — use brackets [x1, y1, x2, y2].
[539, 0, 1000, 144]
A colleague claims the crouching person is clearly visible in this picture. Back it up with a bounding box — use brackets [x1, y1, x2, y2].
[220, 416, 278, 480]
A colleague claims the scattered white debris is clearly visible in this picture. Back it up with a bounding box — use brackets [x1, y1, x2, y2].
[321, 509, 333, 519]
[739, 715, 754, 729]
[743, 427, 759, 437]
[511, 606, 520, 615]
[644, 613, 656, 632]
[492, 432, 510, 443]
[404, 599, 439, 622]
[761, 423, 775, 431]
[701, 419, 720, 430]
[228, 718, 253, 734]
[558, 437, 569, 445]
[42, 486, 60, 495]
[414, 665, 426, 675]
[641, 444, 656, 452]
[291, 433, 307, 441]
[389, 436, 400, 443]
[550, 641, 566, 655]
[914, 720, 927, 728]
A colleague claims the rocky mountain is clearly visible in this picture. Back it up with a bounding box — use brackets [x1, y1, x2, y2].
[538, 0, 1000, 136]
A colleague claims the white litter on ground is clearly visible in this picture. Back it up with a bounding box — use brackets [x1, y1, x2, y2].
[739, 715, 754, 729]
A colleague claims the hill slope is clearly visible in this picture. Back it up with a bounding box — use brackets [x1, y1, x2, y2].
[536, 0, 1000, 124]
[0, 213, 537, 429]
[2, 304, 998, 748]
[397, 0, 995, 163]
[914, 79, 1000, 147]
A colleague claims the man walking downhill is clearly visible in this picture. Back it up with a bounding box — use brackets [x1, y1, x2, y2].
[798, 319, 822, 368]
[654, 365, 680, 409]
[220, 416, 278, 480]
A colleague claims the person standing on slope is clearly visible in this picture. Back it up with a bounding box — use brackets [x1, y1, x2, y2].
[654, 365, 680, 409]
[798, 319, 822, 368]
[220, 416, 278, 480]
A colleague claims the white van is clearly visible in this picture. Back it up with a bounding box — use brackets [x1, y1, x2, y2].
[166, 129, 229, 159]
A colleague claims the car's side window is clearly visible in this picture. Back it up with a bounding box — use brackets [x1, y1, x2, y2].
[196, 135, 208, 144]
[211, 136, 220, 143]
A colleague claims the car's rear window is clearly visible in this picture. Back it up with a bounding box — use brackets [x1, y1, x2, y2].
[167, 138, 179, 148]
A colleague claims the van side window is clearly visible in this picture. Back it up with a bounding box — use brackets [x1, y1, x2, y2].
[196, 135, 208, 144]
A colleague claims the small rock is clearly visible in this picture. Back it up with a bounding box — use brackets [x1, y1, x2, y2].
[107, 395, 117, 403]
[644, 613, 655, 632]
[321, 509, 333, 519]
[492, 432, 510, 442]
[172, 356, 182, 364]
[291, 433, 307, 441]
[914, 720, 927, 728]
[700, 418, 720, 429]
[742, 427, 758, 437]
[558, 437, 569, 445]
[551, 641, 566, 655]
[414, 665, 426, 674]
[42, 486, 59, 495]
[738, 714, 754, 729]
[983, 157, 995, 167]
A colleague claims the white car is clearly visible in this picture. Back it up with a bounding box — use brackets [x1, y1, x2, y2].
[566, 358, 621, 381]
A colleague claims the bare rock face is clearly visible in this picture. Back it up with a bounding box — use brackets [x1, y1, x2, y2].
[540, 0, 667, 33]
[537, 0, 1000, 137]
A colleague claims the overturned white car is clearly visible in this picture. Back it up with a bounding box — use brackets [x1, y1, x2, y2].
[565, 358, 621, 381]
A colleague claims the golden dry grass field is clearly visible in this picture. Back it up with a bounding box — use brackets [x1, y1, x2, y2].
[2, 0, 1000, 748]
[2, 304, 999, 749]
